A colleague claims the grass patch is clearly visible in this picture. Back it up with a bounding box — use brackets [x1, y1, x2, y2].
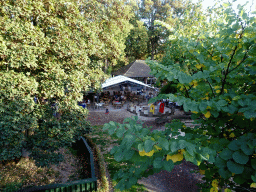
[88, 125, 147, 192]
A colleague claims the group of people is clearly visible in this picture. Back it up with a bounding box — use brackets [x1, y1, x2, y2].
[161, 99, 182, 109]
[113, 93, 125, 102]
[78, 98, 91, 109]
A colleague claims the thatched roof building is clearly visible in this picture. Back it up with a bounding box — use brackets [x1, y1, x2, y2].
[112, 60, 154, 78]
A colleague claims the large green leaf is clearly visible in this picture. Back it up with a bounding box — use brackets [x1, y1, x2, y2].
[217, 100, 227, 107]
[124, 150, 135, 160]
[184, 151, 198, 165]
[219, 138, 230, 146]
[178, 140, 187, 149]
[128, 177, 138, 186]
[123, 134, 136, 149]
[190, 101, 199, 112]
[144, 139, 155, 152]
[232, 151, 249, 165]
[238, 99, 246, 107]
[103, 123, 110, 131]
[218, 168, 232, 179]
[252, 173, 256, 182]
[110, 146, 118, 155]
[211, 110, 219, 118]
[109, 121, 117, 127]
[228, 140, 241, 151]
[116, 126, 126, 138]
[139, 128, 150, 137]
[186, 144, 196, 156]
[228, 104, 238, 114]
[244, 111, 256, 119]
[138, 143, 144, 152]
[163, 160, 174, 172]
[183, 101, 192, 112]
[153, 157, 163, 169]
[227, 160, 244, 174]
[215, 156, 227, 168]
[170, 141, 179, 152]
[219, 148, 233, 160]
[114, 151, 124, 162]
[157, 138, 169, 151]
[108, 127, 117, 135]
[199, 102, 208, 111]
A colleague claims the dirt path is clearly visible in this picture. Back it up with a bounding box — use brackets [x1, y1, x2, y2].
[138, 161, 202, 192]
[87, 110, 135, 126]
[87, 109, 203, 192]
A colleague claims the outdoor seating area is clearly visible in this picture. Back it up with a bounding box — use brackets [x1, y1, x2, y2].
[77, 75, 158, 111]
[85, 90, 157, 111]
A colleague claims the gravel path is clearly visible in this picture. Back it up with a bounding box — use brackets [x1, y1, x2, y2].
[87, 110, 135, 126]
[87, 106, 203, 192]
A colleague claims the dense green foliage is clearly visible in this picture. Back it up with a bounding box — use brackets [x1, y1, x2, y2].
[0, 0, 132, 163]
[0, 71, 37, 161]
[125, 17, 149, 62]
[104, 1, 256, 191]
[82, 0, 134, 71]
[159, 82, 178, 94]
[137, 0, 200, 60]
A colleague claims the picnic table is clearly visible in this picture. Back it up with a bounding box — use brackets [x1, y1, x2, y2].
[113, 101, 122, 109]
[95, 102, 105, 109]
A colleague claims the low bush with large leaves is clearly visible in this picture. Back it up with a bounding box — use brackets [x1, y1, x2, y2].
[103, 1, 256, 191]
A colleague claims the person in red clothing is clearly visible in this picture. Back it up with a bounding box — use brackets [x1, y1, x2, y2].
[159, 101, 165, 113]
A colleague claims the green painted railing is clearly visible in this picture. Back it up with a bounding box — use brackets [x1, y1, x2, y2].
[17, 137, 97, 192]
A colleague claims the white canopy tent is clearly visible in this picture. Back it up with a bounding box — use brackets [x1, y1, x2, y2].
[102, 75, 155, 91]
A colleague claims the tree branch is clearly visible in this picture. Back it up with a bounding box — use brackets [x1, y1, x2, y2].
[203, 46, 214, 57]
[124, 126, 144, 142]
[187, 84, 193, 92]
[198, 67, 215, 98]
[207, 79, 216, 98]
[184, 86, 190, 98]
[228, 51, 248, 74]
[220, 45, 238, 94]
[176, 79, 189, 98]
[224, 16, 247, 73]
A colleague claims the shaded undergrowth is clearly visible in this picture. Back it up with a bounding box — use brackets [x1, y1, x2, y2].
[88, 125, 147, 192]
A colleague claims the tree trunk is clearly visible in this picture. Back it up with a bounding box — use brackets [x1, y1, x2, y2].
[104, 59, 108, 73]
[151, 39, 154, 60]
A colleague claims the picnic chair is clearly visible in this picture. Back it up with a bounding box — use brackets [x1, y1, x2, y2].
[104, 101, 109, 108]
[116, 103, 122, 109]
[92, 102, 97, 110]
[86, 103, 91, 109]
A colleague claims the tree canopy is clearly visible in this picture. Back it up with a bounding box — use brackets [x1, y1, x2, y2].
[0, 0, 133, 164]
[81, 0, 134, 70]
[125, 17, 149, 62]
[137, 0, 200, 60]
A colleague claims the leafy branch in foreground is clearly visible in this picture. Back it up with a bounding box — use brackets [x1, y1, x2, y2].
[103, 117, 215, 191]
[104, 1, 256, 191]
